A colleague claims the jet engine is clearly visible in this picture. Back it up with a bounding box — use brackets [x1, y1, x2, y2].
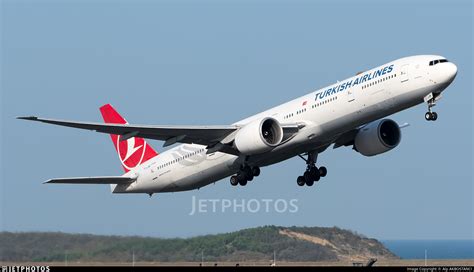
[354, 119, 401, 156]
[234, 117, 283, 155]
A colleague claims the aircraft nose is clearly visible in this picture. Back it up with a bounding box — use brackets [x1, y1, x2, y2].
[443, 62, 457, 83]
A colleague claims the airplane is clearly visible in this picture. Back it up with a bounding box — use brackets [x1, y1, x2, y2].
[18, 55, 457, 196]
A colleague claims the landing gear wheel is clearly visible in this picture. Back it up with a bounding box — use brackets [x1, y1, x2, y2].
[242, 165, 251, 176]
[238, 177, 248, 186]
[230, 176, 239, 186]
[425, 112, 438, 121]
[251, 167, 260, 177]
[304, 171, 317, 185]
[304, 171, 312, 182]
[297, 176, 305, 186]
[425, 112, 433, 121]
[319, 166, 327, 177]
[309, 167, 320, 181]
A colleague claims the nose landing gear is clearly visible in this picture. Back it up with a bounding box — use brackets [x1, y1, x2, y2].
[424, 93, 439, 121]
[425, 111, 438, 121]
[296, 151, 327, 187]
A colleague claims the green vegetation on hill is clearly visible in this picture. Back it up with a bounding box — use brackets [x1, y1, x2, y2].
[0, 226, 397, 262]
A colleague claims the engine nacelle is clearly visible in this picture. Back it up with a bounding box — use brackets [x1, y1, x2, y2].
[234, 117, 283, 155]
[354, 119, 401, 156]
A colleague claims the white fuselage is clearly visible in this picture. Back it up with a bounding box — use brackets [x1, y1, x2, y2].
[114, 55, 457, 194]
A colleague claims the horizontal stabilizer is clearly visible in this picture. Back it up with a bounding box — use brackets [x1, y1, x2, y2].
[398, 122, 410, 129]
[44, 176, 135, 184]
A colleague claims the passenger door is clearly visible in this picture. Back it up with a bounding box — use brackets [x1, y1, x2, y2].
[347, 87, 356, 103]
[400, 64, 409, 82]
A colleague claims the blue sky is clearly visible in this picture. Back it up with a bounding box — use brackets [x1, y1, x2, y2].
[1, 0, 472, 240]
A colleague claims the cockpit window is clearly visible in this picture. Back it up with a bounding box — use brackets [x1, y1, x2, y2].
[429, 59, 448, 66]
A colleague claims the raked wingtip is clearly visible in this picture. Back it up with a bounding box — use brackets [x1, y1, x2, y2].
[17, 116, 38, 121]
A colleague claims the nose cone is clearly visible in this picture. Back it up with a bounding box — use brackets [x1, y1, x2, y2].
[442, 62, 457, 84]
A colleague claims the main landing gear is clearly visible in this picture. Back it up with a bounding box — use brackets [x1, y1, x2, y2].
[296, 151, 327, 187]
[424, 93, 439, 121]
[230, 165, 261, 186]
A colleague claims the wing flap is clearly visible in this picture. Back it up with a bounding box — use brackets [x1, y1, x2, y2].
[44, 176, 135, 184]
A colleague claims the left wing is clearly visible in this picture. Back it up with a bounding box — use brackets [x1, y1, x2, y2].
[17, 116, 238, 147]
[18, 116, 301, 155]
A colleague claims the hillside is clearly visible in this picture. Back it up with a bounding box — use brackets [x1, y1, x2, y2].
[0, 226, 398, 263]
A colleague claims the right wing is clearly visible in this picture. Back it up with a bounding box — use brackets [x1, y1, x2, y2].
[44, 176, 135, 184]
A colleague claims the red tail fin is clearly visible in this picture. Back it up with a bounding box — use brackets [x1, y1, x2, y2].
[99, 104, 158, 173]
